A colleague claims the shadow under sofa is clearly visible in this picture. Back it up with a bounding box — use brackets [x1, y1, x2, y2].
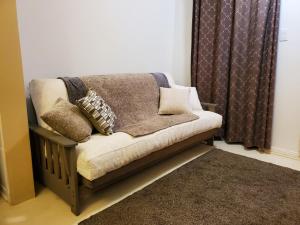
[28, 76, 222, 215]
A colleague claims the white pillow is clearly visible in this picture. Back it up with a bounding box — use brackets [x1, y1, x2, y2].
[158, 87, 192, 115]
[172, 85, 203, 111]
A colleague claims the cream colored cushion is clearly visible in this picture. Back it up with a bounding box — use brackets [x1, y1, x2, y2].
[76, 110, 222, 181]
[172, 85, 203, 111]
[29, 79, 68, 130]
[163, 72, 176, 86]
[158, 87, 192, 115]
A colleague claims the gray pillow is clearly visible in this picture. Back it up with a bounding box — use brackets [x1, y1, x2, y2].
[76, 89, 116, 135]
[41, 98, 93, 142]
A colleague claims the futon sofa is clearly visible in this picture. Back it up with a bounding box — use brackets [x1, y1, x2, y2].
[29, 73, 222, 215]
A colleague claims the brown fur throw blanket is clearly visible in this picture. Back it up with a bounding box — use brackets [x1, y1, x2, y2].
[81, 73, 199, 136]
[61, 73, 199, 137]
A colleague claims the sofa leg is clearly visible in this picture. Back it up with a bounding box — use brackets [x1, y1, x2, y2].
[68, 148, 80, 216]
[71, 202, 80, 216]
[70, 180, 80, 215]
[207, 137, 214, 146]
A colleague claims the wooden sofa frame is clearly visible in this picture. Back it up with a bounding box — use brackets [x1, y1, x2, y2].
[29, 103, 218, 215]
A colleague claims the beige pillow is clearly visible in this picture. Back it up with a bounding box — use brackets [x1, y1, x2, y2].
[41, 98, 93, 142]
[29, 79, 68, 131]
[172, 85, 203, 111]
[158, 87, 192, 115]
[76, 90, 117, 135]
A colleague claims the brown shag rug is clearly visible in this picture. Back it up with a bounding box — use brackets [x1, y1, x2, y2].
[79, 149, 300, 225]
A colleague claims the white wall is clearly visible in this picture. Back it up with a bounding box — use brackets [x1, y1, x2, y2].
[16, 0, 192, 88]
[172, 0, 193, 85]
[271, 0, 300, 157]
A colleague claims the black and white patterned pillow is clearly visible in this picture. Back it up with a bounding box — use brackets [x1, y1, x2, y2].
[76, 89, 116, 135]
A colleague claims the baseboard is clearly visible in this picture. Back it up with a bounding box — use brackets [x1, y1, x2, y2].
[0, 184, 8, 201]
[268, 147, 300, 160]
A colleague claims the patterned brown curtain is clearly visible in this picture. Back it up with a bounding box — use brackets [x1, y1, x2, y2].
[191, 0, 280, 149]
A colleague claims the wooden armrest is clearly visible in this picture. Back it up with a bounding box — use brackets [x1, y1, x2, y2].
[30, 126, 78, 148]
[201, 103, 217, 112]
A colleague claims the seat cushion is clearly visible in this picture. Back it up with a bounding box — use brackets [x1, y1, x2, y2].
[76, 110, 222, 181]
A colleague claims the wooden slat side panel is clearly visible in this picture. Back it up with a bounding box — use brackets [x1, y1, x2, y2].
[39, 137, 47, 170]
[59, 145, 69, 185]
[30, 131, 43, 183]
[65, 147, 79, 215]
[30, 128, 79, 214]
[52, 143, 61, 179]
[61, 147, 70, 176]
[45, 140, 53, 174]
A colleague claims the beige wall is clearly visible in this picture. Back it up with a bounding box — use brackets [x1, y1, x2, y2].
[0, 0, 35, 204]
[0, 115, 9, 200]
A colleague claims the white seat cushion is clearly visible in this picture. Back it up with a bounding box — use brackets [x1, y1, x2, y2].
[76, 110, 222, 181]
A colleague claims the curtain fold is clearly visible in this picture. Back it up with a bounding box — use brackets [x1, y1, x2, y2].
[191, 0, 280, 149]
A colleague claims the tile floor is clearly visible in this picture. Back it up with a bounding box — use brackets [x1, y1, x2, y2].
[0, 142, 299, 225]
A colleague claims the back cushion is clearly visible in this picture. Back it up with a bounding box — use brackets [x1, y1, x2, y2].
[29, 79, 68, 130]
[163, 72, 176, 86]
